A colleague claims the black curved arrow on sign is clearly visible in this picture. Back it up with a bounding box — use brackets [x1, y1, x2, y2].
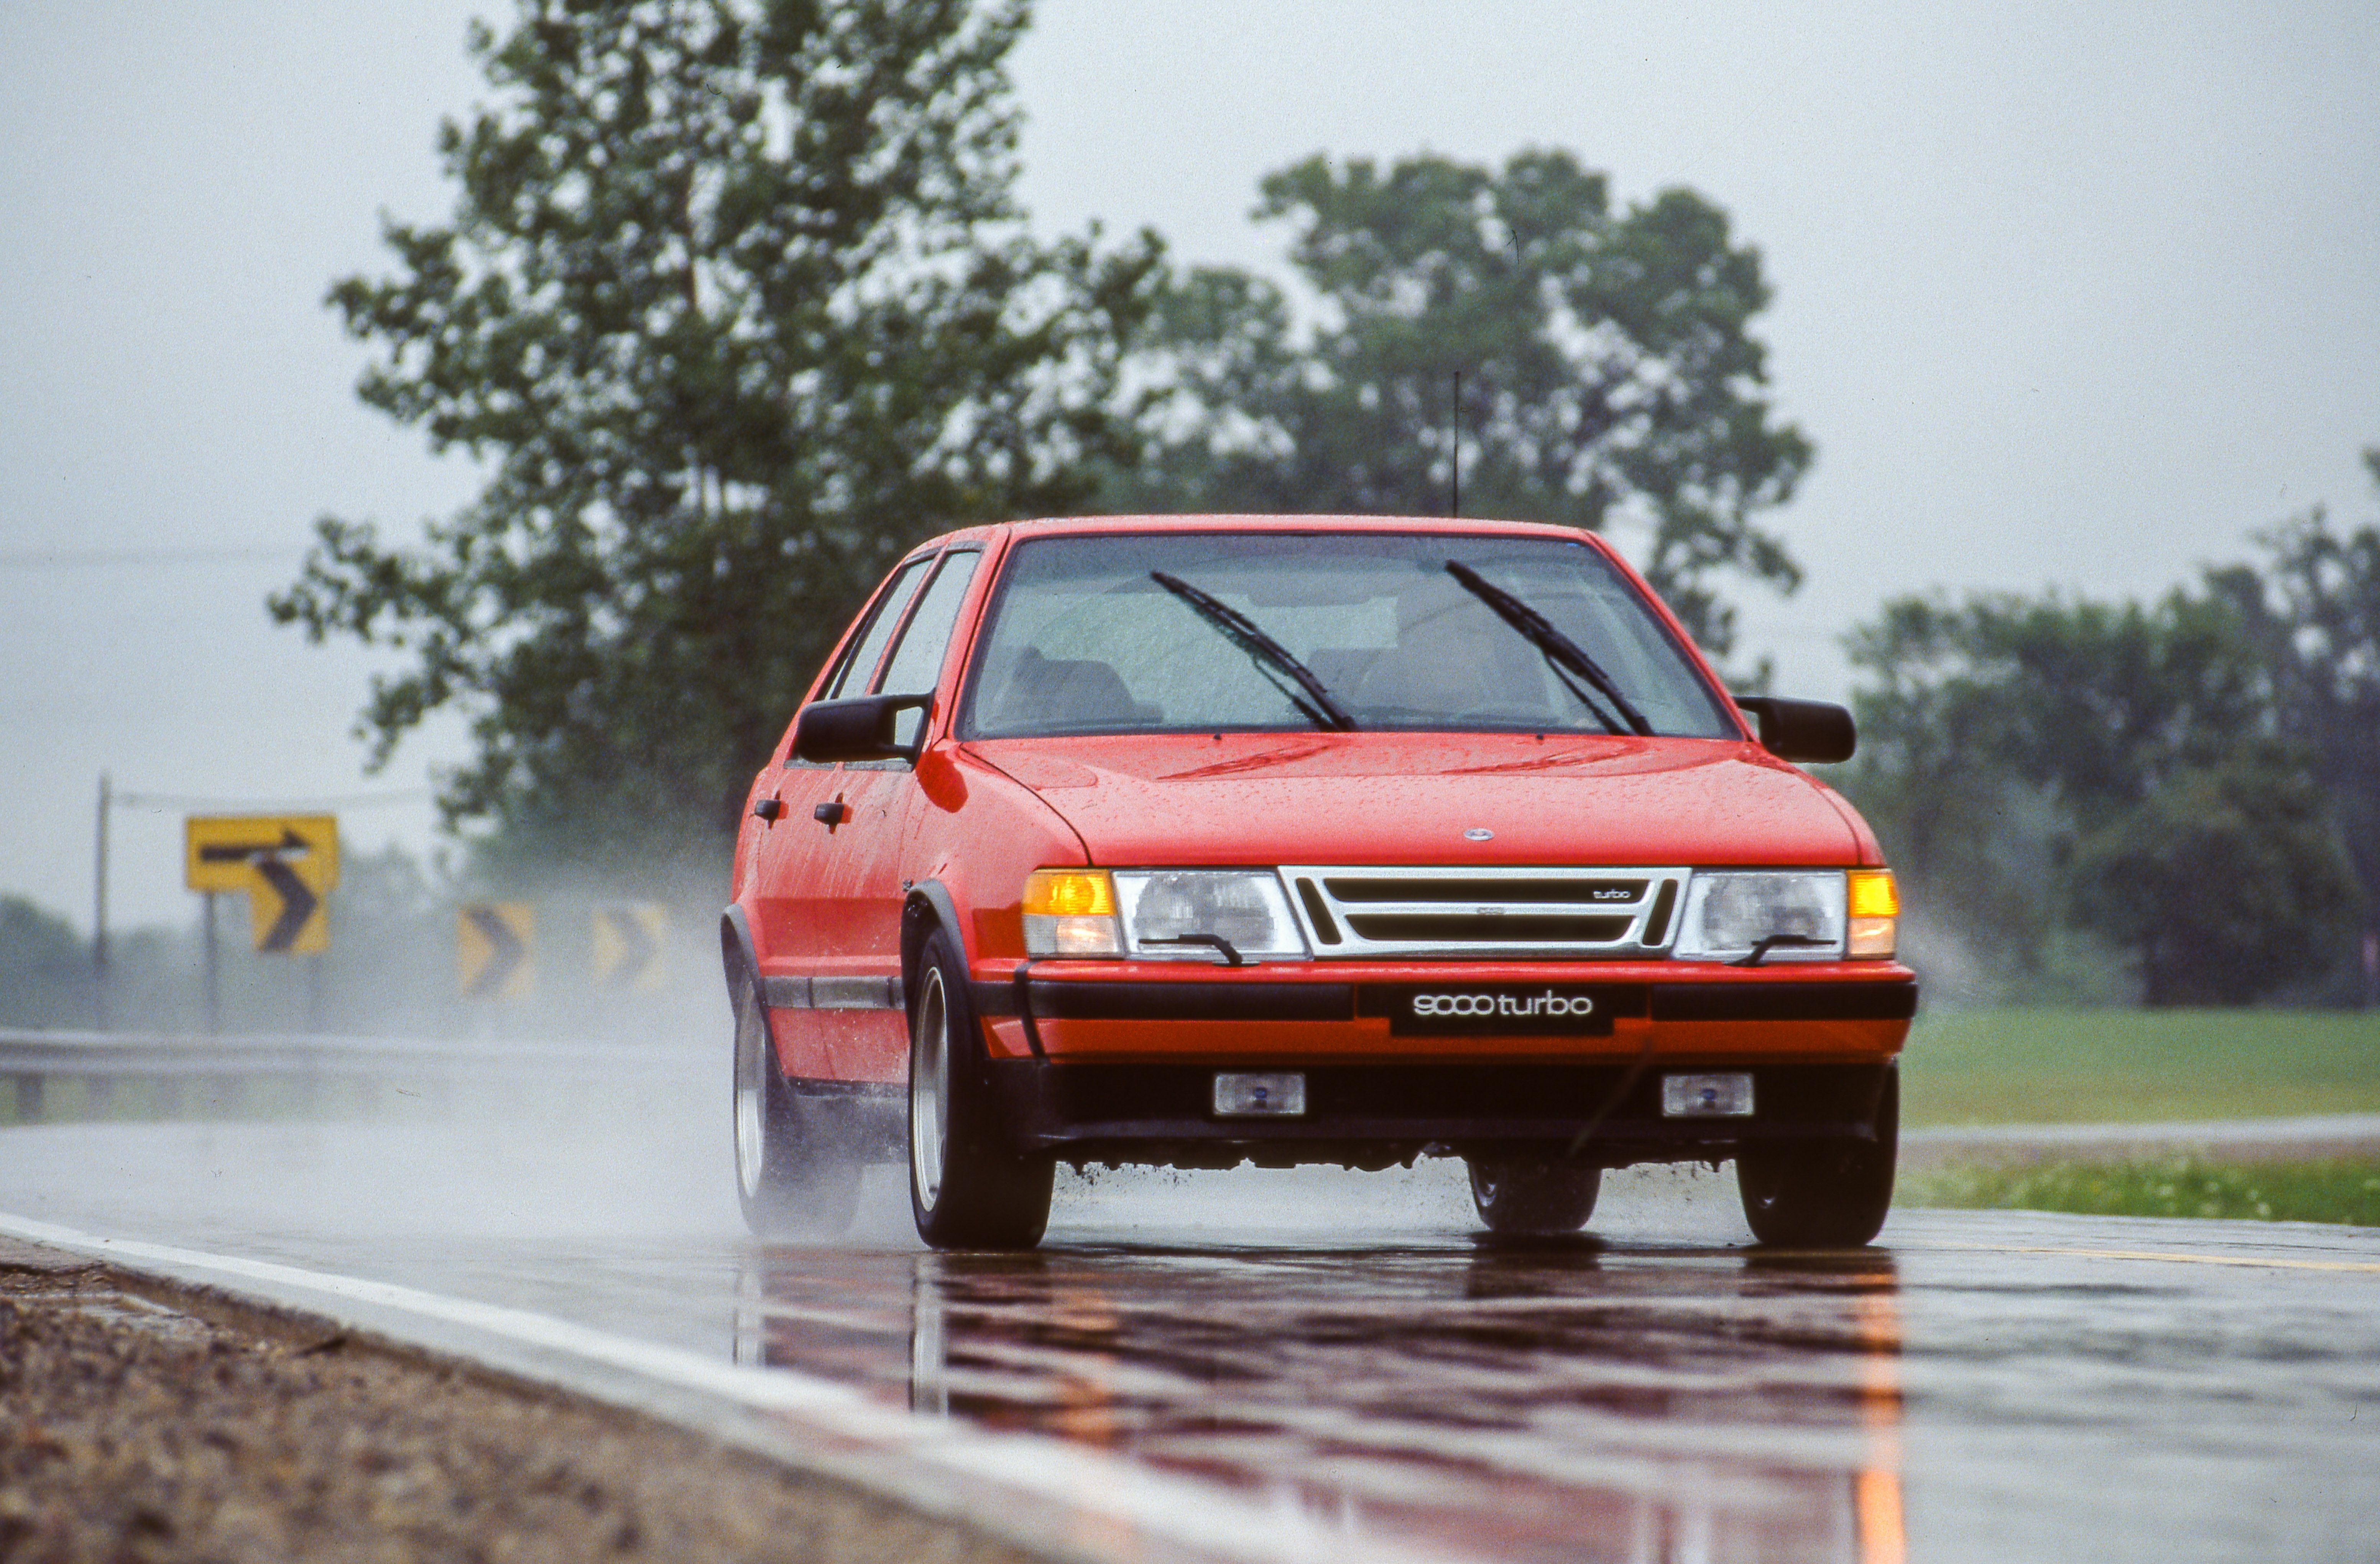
[465, 907, 527, 998]
[601, 908, 658, 990]
[199, 830, 319, 952]
[252, 858, 318, 952]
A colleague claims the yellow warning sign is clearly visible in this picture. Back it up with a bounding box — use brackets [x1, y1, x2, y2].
[592, 901, 669, 992]
[184, 814, 339, 954]
[457, 903, 535, 1000]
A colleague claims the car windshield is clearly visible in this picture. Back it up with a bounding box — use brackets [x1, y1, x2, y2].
[960, 531, 1738, 739]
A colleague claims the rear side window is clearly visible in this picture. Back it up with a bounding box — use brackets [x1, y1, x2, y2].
[873, 550, 982, 750]
[872, 550, 982, 697]
[823, 555, 935, 701]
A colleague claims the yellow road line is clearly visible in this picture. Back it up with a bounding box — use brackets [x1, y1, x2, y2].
[1924, 1243, 2380, 1275]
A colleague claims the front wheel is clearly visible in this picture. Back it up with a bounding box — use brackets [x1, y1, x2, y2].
[1736, 1069, 1898, 1247]
[908, 931, 1052, 1250]
[733, 968, 861, 1240]
[1467, 1157, 1602, 1235]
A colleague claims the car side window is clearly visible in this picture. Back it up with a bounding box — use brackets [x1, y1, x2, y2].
[823, 555, 937, 702]
[871, 549, 982, 748]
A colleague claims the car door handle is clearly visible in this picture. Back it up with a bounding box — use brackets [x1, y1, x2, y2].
[813, 801, 850, 827]
[751, 797, 784, 822]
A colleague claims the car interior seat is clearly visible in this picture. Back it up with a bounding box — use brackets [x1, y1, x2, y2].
[989, 648, 1151, 730]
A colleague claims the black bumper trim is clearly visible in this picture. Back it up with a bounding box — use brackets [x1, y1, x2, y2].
[966, 975, 1916, 1026]
[1650, 980, 1918, 1022]
[971, 979, 1357, 1023]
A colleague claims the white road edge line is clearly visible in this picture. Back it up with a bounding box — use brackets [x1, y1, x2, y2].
[0, 1212, 1474, 1564]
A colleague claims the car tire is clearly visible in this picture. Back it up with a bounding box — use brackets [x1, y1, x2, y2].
[908, 929, 1053, 1251]
[1467, 1157, 1602, 1235]
[1736, 1067, 1898, 1247]
[732, 966, 861, 1240]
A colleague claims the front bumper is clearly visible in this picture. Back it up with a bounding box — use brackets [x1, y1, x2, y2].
[968, 960, 1918, 1066]
[962, 959, 1912, 1170]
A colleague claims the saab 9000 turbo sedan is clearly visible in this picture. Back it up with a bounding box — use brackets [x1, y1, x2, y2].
[723, 516, 1916, 1251]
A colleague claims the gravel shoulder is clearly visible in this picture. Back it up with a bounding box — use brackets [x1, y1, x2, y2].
[0, 1236, 1045, 1564]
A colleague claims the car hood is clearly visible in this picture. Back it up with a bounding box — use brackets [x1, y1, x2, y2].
[960, 733, 1864, 868]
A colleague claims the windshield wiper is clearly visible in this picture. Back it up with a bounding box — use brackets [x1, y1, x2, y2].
[1149, 572, 1358, 732]
[1443, 561, 1654, 737]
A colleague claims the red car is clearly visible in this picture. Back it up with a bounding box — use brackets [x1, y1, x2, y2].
[725, 516, 1914, 1250]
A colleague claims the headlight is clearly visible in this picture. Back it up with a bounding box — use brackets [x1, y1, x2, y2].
[1022, 869, 1122, 956]
[1673, 871, 1846, 961]
[1113, 870, 1309, 962]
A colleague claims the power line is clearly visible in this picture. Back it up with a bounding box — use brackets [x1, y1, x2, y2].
[0, 544, 302, 570]
[112, 788, 435, 812]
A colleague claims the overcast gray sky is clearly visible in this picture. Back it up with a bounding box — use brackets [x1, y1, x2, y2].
[4, 0, 2377, 934]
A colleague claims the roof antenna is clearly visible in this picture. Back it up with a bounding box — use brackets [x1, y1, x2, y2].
[1449, 368, 1461, 518]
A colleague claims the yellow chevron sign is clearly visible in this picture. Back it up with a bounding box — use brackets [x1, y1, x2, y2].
[457, 903, 535, 1000]
[592, 901, 669, 992]
[184, 814, 339, 954]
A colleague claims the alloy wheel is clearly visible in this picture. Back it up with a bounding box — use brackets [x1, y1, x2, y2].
[910, 965, 949, 1210]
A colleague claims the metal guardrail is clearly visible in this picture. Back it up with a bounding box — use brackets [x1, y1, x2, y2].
[0, 1028, 704, 1123]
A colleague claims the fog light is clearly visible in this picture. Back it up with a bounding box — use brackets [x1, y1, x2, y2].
[1662, 1072, 1755, 1117]
[1213, 1071, 1306, 1117]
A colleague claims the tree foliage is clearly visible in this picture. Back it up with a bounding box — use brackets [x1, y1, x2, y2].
[1842, 502, 2372, 1003]
[2204, 449, 2380, 938]
[271, 0, 1159, 873]
[2067, 755, 2359, 1005]
[1113, 150, 1811, 653]
[0, 896, 87, 1028]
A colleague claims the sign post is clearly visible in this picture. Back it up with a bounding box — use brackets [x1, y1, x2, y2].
[201, 892, 219, 1034]
[92, 772, 110, 1030]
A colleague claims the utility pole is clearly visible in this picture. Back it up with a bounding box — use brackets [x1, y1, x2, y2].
[1449, 368, 1462, 518]
[92, 771, 110, 1030]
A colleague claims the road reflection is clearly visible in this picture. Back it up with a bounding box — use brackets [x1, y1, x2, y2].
[735, 1238, 1905, 1564]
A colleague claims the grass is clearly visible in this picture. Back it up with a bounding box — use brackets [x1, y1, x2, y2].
[0, 1075, 429, 1126]
[1899, 1006, 2380, 1127]
[1900, 1154, 2380, 1227]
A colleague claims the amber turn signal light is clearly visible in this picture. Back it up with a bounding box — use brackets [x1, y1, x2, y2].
[1022, 869, 1116, 918]
[1022, 869, 1122, 957]
[1846, 869, 1898, 958]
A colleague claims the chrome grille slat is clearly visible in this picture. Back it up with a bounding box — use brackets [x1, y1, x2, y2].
[1320, 877, 1645, 905]
[1283, 865, 1690, 959]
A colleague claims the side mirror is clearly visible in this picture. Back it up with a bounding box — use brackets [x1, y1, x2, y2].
[793, 693, 932, 765]
[1734, 696, 1856, 764]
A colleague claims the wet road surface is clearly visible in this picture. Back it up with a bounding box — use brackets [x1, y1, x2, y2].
[1, 1088, 2374, 1564]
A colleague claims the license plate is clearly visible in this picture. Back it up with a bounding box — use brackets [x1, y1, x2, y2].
[1362, 984, 1625, 1036]
[1213, 1072, 1306, 1117]
[1662, 1073, 1755, 1117]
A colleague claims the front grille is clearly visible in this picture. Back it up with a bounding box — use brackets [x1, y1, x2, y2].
[1282, 865, 1688, 958]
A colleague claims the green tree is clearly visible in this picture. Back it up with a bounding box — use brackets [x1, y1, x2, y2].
[2068, 753, 2358, 1005]
[2205, 449, 2380, 957]
[0, 895, 87, 1029]
[1839, 586, 2304, 997]
[1113, 150, 1811, 653]
[1834, 597, 2066, 989]
[271, 0, 1160, 876]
